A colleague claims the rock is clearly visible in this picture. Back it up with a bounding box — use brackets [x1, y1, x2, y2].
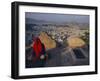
[39, 32, 56, 50]
[67, 36, 85, 48]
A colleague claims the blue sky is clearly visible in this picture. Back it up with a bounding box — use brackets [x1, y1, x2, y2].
[25, 12, 89, 23]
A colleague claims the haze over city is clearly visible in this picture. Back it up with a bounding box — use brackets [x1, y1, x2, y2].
[25, 12, 89, 24]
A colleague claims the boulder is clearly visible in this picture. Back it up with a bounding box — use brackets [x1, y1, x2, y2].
[39, 32, 56, 50]
[67, 36, 85, 48]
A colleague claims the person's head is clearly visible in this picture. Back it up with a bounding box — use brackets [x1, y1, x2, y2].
[35, 37, 41, 44]
[32, 34, 35, 41]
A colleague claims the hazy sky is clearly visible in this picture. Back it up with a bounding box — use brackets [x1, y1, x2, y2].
[25, 12, 89, 23]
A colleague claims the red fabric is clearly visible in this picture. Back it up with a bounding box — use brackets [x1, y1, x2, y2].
[33, 38, 42, 59]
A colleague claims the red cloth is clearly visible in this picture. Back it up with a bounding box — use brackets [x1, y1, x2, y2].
[33, 38, 42, 59]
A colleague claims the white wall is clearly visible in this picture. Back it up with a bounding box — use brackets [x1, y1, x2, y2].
[0, 0, 99, 81]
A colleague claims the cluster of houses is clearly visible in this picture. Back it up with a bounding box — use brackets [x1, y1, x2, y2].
[45, 26, 88, 44]
[26, 24, 88, 46]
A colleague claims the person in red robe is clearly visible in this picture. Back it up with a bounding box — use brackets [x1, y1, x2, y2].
[32, 37, 46, 67]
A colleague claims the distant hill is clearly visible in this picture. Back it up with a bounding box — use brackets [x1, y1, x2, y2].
[26, 18, 69, 25]
[25, 18, 47, 24]
[25, 18, 89, 29]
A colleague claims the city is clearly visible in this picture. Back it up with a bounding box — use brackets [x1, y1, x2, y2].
[25, 22, 89, 68]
